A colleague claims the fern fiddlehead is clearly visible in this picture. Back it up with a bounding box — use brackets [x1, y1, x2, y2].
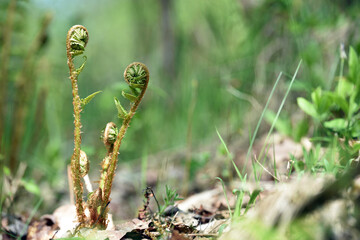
[66, 25, 89, 225]
[66, 25, 150, 230]
[98, 62, 150, 227]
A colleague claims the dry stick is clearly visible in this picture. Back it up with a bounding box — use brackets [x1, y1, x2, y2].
[66, 25, 89, 224]
[253, 154, 280, 182]
[101, 63, 149, 225]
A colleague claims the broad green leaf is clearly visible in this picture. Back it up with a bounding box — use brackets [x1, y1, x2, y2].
[314, 95, 332, 119]
[81, 91, 102, 107]
[350, 120, 360, 138]
[114, 97, 127, 119]
[319, 97, 332, 116]
[327, 92, 348, 115]
[311, 87, 322, 108]
[324, 118, 347, 132]
[297, 97, 318, 119]
[311, 89, 331, 115]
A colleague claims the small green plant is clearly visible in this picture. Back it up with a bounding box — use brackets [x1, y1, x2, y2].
[66, 25, 150, 229]
[288, 145, 323, 176]
[298, 46, 360, 138]
[297, 46, 360, 164]
[159, 185, 183, 215]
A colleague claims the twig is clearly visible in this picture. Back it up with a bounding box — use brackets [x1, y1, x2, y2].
[253, 154, 280, 182]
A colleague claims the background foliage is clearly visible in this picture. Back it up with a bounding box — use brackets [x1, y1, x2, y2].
[2, 0, 360, 214]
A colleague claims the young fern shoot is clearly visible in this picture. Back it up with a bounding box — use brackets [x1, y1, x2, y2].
[66, 25, 89, 225]
[98, 62, 150, 227]
[66, 25, 150, 229]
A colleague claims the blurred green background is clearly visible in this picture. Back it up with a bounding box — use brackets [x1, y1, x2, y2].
[2, 0, 360, 215]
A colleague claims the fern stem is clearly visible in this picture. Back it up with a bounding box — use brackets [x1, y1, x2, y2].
[100, 63, 149, 227]
[66, 25, 89, 224]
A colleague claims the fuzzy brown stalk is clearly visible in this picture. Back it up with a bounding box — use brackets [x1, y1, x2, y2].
[87, 187, 103, 226]
[66, 25, 89, 224]
[99, 63, 149, 227]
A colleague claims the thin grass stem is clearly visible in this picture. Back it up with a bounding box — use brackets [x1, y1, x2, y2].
[241, 72, 283, 176]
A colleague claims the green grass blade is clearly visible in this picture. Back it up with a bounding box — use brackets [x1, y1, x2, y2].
[216, 177, 233, 219]
[233, 190, 244, 218]
[216, 128, 243, 180]
[258, 60, 302, 179]
[241, 72, 283, 175]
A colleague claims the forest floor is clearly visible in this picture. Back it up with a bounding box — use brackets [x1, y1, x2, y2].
[2, 133, 360, 240]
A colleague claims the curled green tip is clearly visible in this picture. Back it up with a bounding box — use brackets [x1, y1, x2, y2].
[102, 122, 118, 146]
[67, 25, 89, 57]
[124, 62, 149, 86]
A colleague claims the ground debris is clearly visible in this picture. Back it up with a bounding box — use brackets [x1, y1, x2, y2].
[1, 213, 27, 240]
[120, 230, 151, 240]
[27, 214, 59, 240]
[220, 170, 360, 240]
[137, 187, 153, 221]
